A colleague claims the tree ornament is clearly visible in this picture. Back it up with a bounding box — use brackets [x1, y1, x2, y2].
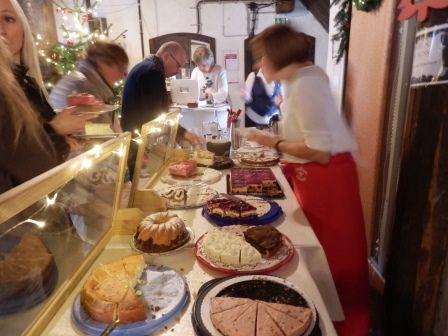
[56, 7, 61, 13]
[122, 34, 126, 39]
[66, 39, 73, 46]
[62, 8, 68, 14]
[77, 53, 82, 58]
[51, 53, 58, 60]
[82, 15, 89, 22]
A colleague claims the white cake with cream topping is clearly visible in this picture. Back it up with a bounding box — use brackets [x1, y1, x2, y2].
[202, 229, 261, 265]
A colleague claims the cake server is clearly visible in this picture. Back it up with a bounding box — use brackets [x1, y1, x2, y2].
[100, 318, 120, 336]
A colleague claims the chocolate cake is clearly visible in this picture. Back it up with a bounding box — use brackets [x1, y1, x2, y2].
[243, 225, 283, 257]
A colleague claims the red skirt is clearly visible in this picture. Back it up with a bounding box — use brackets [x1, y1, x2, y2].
[282, 153, 370, 336]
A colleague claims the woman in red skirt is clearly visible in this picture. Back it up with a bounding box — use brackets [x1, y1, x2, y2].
[248, 25, 370, 336]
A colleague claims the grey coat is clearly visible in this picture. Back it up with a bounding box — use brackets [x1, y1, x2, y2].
[49, 61, 122, 133]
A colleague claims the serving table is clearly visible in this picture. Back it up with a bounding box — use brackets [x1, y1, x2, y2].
[43, 163, 343, 335]
[174, 104, 230, 134]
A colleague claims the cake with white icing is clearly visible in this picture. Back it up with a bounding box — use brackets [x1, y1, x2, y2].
[201, 229, 262, 265]
[134, 212, 189, 253]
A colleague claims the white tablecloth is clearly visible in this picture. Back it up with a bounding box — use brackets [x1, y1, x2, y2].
[44, 239, 338, 336]
[44, 164, 344, 335]
[153, 164, 344, 322]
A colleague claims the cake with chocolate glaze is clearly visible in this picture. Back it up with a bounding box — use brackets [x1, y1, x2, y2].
[134, 212, 189, 253]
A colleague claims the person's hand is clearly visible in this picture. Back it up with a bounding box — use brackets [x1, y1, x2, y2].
[50, 106, 97, 135]
[181, 130, 204, 145]
[246, 129, 279, 148]
[274, 95, 283, 106]
[65, 136, 84, 152]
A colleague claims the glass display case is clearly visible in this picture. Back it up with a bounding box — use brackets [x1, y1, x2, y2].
[127, 109, 181, 211]
[0, 133, 131, 335]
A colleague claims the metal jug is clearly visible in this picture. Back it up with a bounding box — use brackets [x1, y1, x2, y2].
[270, 114, 281, 135]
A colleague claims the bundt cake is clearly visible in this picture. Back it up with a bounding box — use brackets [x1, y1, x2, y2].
[134, 212, 189, 253]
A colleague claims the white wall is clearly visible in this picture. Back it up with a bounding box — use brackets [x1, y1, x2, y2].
[53, 0, 329, 114]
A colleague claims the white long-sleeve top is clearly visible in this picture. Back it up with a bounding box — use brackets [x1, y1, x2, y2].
[191, 64, 228, 104]
[281, 65, 357, 163]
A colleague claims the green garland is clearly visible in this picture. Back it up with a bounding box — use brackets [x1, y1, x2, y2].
[331, 0, 383, 63]
[331, 0, 351, 64]
[353, 0, 383, 12]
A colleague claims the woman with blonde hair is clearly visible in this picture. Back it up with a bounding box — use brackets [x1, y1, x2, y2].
[248, 24, 370, 336]
[0, 38, 58, 193]
[0, 0, 95, 161]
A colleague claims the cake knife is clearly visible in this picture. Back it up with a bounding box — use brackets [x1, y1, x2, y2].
[100, 318, 120, 336]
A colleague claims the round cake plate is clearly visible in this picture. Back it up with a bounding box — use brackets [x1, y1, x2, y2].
[130, 227, 195, 256]
[161, 167, 222, 185]
[71, 264, 189, 336]
[156, 185, 219, 209]
[55, 104, 117, 114]
[191, 274, 318, 336]
[0, 235, 59, 315]
[194, 225, 294, 274]
[201, 195, 283, 226]
[0, 261, 58, 315]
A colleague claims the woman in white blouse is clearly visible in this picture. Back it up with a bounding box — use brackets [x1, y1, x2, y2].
[247, 24, 370, 336]
[191, 46, 228, 104]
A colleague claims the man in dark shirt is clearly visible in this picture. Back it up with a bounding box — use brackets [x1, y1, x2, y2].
[121, 41, 202, 178]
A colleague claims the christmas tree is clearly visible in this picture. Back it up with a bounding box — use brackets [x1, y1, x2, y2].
[36, 0, 127, 106]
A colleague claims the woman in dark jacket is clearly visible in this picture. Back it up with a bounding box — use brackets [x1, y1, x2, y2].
[0, 38, 58, 193]
[2, 0, 95, 163]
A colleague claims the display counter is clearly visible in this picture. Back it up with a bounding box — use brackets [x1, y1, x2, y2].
[0, 115, 343, 335]
[43, 163, 342, 335]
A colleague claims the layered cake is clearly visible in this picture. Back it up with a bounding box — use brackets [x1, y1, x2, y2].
[205, 198, 258, 219]
[168, 160, 197, 177]
[193, 150, 215, 166]
[239, 152, 279, 166]
[201, 229, 261, 265]
[134, 212, 189, 253]
[230, 167, 282, 196]
[210, 297, 312, 336]
[80, 255, 146, 324]
[84, 122, 114, 135]
[243, 225, 283, 257]
[0, 233, 54, 302]
[67, 92, 105, 111]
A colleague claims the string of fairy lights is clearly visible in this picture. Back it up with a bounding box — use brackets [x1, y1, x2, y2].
[34, 0, 127, 99]
[0, 112, 180, 234]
